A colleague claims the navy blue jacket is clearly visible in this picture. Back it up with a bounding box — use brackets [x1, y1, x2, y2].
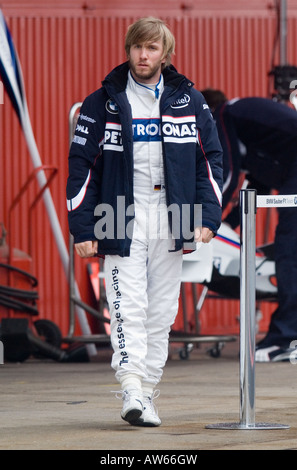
[66, 62, 223, 256]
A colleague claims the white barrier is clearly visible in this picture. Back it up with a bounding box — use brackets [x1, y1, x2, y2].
[257, 194, 297, 208]
[206, 189, 290, 430]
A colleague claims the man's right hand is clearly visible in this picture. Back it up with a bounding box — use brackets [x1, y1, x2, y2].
[74, 240, 98, 258]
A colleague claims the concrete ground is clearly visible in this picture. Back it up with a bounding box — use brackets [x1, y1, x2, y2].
[0, 337, 296, 452]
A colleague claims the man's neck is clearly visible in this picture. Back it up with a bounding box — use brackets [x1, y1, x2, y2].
[130, 70, 161, 86]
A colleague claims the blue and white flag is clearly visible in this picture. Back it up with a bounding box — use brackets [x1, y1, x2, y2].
[0, 9, 26, 123]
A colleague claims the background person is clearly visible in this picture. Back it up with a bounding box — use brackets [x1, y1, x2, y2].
[202, 88, 297, 362]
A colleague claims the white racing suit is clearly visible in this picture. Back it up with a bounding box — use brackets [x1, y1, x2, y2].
[104, 72, 183, 387]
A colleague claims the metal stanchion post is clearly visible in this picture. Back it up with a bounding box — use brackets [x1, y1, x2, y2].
[206, 189, 289, 430]
[239, 189, 257, 426]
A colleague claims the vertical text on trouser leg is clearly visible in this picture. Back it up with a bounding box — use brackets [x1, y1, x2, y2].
[111, 266, 129, 366]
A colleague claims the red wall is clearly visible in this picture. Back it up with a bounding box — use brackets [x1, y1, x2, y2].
[1, 0, 297, 338]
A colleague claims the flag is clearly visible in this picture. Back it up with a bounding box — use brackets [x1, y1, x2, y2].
[0, 10, 25, 122]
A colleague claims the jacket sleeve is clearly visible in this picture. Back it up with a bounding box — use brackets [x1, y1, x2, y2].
[195, 91, 223, 235]
[66, 90, 104, 243]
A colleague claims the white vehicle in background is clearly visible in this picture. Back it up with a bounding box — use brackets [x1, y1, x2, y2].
[182, 221, 277, 301]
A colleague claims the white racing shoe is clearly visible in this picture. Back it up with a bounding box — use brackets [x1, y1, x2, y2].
[117, 389, 144, 424]
[130, 390, 161, 427]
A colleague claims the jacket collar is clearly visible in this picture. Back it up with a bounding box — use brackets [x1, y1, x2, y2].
[102, 61, 193, 96]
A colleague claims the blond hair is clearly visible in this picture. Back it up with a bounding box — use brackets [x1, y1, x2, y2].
[125, 17, 175, 68]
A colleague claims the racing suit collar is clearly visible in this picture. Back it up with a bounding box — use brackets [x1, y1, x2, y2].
[127, 70, 164, 100]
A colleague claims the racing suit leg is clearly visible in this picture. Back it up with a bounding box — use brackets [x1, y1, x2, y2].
[104, 187, 183, 386]
[104, 236, 149, 384]
[144, 237, 183, 387]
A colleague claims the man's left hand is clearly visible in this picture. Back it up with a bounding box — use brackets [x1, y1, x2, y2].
[194, 227, 214, 243]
